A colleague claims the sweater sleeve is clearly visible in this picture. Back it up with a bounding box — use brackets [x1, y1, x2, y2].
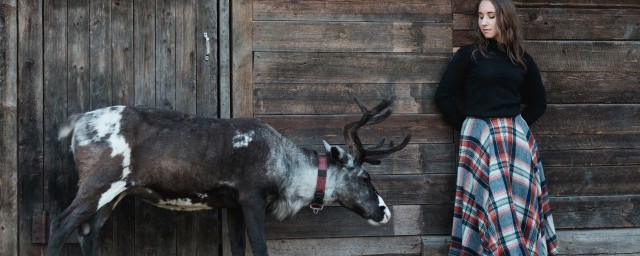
[521, 54, 547, 125]
[434, 45, 473, 130]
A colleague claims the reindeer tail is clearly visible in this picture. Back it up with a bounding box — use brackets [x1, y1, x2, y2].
[57, 114, 81, 141]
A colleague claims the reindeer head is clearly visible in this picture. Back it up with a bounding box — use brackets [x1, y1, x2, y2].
[324, 97, 411, 226]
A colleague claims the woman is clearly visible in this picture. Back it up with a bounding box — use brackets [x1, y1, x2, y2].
[434, 0, 559, 255]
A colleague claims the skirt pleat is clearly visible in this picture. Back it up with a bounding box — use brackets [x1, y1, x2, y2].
[449, 116, 559, 256]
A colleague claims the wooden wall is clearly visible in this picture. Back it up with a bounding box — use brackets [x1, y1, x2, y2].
[236, 0, 640, 255]
[1, 0, 226, 255]
[1, 0, 639, 255]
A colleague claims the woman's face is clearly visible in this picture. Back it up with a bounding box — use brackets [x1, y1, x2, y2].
[478, 0, 498, 39]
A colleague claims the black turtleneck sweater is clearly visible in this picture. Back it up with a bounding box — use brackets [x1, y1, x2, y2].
[434, 41, 547, 130]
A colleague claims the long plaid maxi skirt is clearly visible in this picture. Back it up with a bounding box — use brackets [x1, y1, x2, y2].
[449, 116, 559, 256]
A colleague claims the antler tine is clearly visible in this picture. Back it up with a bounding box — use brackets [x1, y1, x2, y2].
[368, 138, 387, 150]
[362, 133, 412, 164]
[343, 96, 411, 165]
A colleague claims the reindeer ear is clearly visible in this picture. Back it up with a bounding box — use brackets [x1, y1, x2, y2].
[323, 140, 348, 164]
[323, 140, 332, 153]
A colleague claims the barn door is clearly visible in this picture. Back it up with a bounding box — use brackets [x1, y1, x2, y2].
[21, 0, 230, 255]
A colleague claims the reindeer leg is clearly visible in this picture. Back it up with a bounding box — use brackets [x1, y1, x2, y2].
[241, 197, 268, 256]
[77, 195, 121, 256]
[227, 207, 247, 256]
[46, 196, 99, 256]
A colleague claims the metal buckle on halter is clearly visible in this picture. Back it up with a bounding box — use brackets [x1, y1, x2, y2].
[309, 203, 324, 214]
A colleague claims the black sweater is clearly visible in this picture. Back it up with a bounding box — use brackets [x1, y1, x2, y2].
[434, 41, 547, 129]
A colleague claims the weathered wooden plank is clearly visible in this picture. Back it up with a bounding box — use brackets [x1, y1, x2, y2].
[17, 0, 44, 255]
[42, 0, 73, 253]
[264, 196, 640, 239]
[260, 114, 452, 145]
[197, 0, 220, 118]
[134, 0, 156, 107]
[133, 1, 160, 255]
[454, 8, 640, 41]
[542, 72, 640, 104]
[65, 2, 90, 253]
[553, 195, 640, 230]
[451, 41, 640, 71]
[254, 0, 452, 22]
[217, 0, 230, 118]
[177, 1, 222, 254]
[375, 174, 455, 205]
[521, 8, 639, 40]
[546, 166, 640, 196]
[232, 0, 253, 117]
[300, 143, 455, 176]
[266, 236, 423, 256]
[254, 21, 451, 53]
[366, 143, 457, 175]
[422, 228, 640, 256]
[533, 104, 640, 135]
[149, 2, 179, 254]
[454, 0, 640, 14]
[68, 0, 90, 114]
[254, 52, 449, 84]
[528, 41, 640, 73]
[514, 0, 640, 8]
[555, 228, 640, 255]
[299, 138, 638, 176]
[156, 0, 176, 110]
[538, 133, 640, 167]
[90, 0, 112, 108]
[172, 211, 223, 256]
[175, 0, 196, 114]
[0, 1, 18, 255]
[101, 1, 135, 253]
[538, 133, 640, 151]
[254, 83, 439, 115]
[541, 148, 640, 167]
[112, 0, 134, 106]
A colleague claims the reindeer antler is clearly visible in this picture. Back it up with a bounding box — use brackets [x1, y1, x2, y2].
[343, 96, 412, 165]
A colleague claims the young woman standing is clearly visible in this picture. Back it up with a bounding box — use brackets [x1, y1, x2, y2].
[434, 0, 559, 255]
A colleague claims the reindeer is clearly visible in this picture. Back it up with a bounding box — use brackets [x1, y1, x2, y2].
[47, 97, 411, 256]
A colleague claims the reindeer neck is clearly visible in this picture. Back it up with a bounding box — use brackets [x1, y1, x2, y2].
[269, 146, 337, 221]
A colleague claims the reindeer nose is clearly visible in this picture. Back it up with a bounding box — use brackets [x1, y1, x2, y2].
[367, 195, 391, 226]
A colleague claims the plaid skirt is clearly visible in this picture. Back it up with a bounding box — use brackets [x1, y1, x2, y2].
[449, 116, 559, 256]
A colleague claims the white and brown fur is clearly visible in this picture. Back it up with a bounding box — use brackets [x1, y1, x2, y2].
[47, 98, 408, 256]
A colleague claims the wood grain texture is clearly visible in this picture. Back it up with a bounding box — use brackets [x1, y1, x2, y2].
[422, 228, 640, 256]
[254, 21, 451, 53]
[254, 83, 439, 115]
[0, 1, 18, 254]
[89, 0, 112, 108]
[542, 72, 640, 104]
[231, 0, 253, 117]
[260, 114, 451, 145]
[175, 0, 197, 114]
[533, 104, 640, 135]
[254, 52, 449, 84]
[134, 0, 156, 107]
[454, 8, 640, 41]
[267, 236, 423, 255]
[254, 0, 452, 22]
[112, 0, 134, 106]
[68, 0, 90, 114]
[261, 196, 640, 239]
[17, 0, 44, 254]
[197, 0, 221, 118]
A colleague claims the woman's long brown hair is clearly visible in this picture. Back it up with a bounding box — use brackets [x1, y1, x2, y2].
[473, 0, 527, 71]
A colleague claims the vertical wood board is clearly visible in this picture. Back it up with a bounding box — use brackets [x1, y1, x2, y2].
[0, 0, 18, 255]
